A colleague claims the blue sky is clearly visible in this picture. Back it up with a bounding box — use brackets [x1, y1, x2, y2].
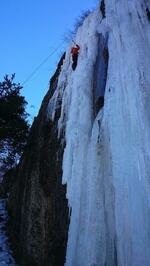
[0, 0, 97, 122]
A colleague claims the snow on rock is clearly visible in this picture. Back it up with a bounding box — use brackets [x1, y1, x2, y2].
[0, 199, 18, 265]
[47, 1, 150, 265]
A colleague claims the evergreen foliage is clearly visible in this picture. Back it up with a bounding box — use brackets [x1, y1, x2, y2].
[0, 74, 29, 172]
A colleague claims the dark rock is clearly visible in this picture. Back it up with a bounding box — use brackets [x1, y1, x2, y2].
[96, 96, 104, 112]
[146, 8, 150, 21]
[6, 53, 69, 266]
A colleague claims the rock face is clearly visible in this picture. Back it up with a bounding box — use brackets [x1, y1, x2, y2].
[6, 53, 69, 266]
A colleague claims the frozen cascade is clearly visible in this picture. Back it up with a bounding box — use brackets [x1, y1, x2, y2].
[47, 0, 150, 265]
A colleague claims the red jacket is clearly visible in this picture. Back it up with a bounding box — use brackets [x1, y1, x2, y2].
[71, 45, 80, 55]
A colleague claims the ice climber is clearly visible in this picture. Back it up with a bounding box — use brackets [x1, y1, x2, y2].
[71, 44, 80, 70]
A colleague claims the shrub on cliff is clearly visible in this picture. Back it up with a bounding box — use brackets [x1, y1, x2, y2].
[64, 10, 91, 43]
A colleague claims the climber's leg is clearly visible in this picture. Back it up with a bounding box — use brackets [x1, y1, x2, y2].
[72, 54, 78, 70]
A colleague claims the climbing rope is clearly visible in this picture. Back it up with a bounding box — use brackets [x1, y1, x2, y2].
[21, 41, 65, 86]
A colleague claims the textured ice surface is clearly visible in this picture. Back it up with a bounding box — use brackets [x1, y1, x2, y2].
[47, 0, 150, 265]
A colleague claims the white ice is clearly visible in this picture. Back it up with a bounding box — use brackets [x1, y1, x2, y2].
[47, 0, 150, 265]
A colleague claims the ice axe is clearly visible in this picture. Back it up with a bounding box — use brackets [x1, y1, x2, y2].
[72, 40, 77, 46]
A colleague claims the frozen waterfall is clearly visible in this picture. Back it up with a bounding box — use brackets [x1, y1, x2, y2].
[47, 0, 150, 265]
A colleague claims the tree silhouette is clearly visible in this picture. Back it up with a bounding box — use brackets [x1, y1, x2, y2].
[0, 74, 29, 172]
